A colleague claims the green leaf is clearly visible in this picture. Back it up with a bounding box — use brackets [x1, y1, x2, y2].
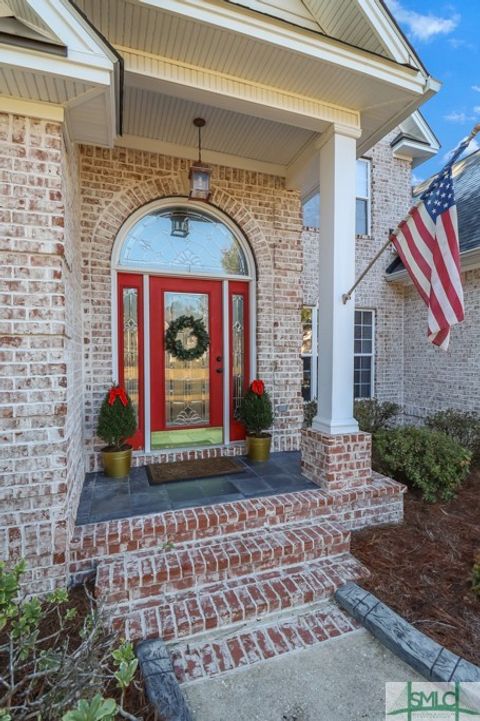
[62, 695, 117, 721]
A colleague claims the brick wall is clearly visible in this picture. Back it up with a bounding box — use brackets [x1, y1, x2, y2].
[301, 131, 411, 405]
[0, 113, 84, 590]
[403, 267, 480, 420]
[79, 146, 304, 468]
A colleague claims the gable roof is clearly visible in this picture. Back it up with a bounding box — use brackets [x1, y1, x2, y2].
[387, 148, 480, 276]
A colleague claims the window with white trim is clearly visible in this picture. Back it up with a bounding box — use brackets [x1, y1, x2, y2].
[355, 159, 371, 236]
[301, 159, 371, 234]
[301, 306, 317, 401]
[354, 309, 375, 399]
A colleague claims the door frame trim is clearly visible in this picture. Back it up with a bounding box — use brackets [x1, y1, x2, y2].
[111, 199, 257, 452]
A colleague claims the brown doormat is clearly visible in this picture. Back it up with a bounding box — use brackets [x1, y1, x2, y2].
[146, 456, 246, 485]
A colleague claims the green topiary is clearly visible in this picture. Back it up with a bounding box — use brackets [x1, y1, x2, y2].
[96, 385, 137, 451]
[373, 426, 471, 503]
[354, 398, 401, 434]
[238, 380, 273, 437]
[426, 409, 480, 464]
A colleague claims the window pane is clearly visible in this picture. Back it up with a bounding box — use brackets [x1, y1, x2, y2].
[120, 207, 248, 276]
[302, 193, 320, 228]
[354, 356, 372, 398]
[302, 355, 312, 401]
[122, 288, 139, 419]
[356, 198, 368, 235]
[232, 294, 245, 420]
[301, 306, 313, 354]
[354, 310, 374, 399]
[356, 159, 369, 197]
[164, 292, 210, 427]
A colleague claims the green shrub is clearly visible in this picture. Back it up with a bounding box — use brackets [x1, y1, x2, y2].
[354, 398, 401, 434]
[96, 385, 137, 450]
[373, 426, 471, 502]
[303, 400, 317, 428]
[426, 409, 480, 463]
[0, 561, 139, 720]
[238, 380, 273, 436]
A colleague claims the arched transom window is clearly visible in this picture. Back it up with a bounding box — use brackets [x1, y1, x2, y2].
[118, 204, 250, 277]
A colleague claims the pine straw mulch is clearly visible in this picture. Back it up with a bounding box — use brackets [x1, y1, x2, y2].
[67, 583, 158, 721]
[351, 468, 480, 666]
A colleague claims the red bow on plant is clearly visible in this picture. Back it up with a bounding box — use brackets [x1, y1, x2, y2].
[250, 379, 265, 397]
[108, 386, 128, 407]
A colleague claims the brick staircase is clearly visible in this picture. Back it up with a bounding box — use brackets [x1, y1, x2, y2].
[88, 489, 380, 683]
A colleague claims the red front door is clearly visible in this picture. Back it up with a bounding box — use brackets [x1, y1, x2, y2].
[150, 277, 224, 449]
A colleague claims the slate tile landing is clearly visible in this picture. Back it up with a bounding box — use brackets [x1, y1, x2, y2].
[75, 452, 316, 525]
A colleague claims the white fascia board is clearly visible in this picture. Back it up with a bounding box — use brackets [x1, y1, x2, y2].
[0, 44, 112, 85]
[357, 0, 419, 67]
[116, 134, 287, 176]
[409, 110, 440, 150]
[137, 0, 432, 95]
[28, 0, 111, 59]
[393, 140, 439, 167]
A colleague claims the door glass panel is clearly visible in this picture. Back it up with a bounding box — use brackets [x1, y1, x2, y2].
[232, 294, 245, 420]
[164, 292, 210, 427]
[122, 288, 139, 419]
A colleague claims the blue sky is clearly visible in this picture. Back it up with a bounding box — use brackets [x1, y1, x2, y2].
[386, 0, 480, 182]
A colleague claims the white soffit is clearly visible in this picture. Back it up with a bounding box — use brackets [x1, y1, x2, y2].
[0, 0, 119, 145]
[123, 85, 315, 166]
[391, 110, 440, 166]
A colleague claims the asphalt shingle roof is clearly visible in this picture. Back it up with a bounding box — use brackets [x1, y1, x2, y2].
[386, 148, 480, 275]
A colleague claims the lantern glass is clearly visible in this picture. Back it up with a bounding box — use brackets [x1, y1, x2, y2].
[170, 213, 189, 238]
[189, 162, 211, 200]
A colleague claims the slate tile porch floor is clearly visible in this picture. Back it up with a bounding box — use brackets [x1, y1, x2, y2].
[76, 451, 316, 525]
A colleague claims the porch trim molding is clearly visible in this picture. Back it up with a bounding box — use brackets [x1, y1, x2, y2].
[120, 47, 361, 133]
[0, 96, 64, 122]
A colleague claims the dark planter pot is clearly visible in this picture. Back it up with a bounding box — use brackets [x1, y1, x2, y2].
[246, 434, 272, 462]
[101, 445, 132, 478]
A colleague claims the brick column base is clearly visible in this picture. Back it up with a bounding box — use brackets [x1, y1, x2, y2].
[301, 428, 372, 491]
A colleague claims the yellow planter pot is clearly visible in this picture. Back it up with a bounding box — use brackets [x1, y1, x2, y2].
[101, 446, 132, 478]
[246, 434, 272, 462]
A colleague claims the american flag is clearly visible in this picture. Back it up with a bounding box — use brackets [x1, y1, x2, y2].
[391, 139, 468, 350]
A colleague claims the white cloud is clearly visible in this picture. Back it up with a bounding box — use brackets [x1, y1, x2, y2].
[473, 85, 480, 92]
[444, 111, 473, 123]
[474, 106, 480, 114]
[443, 136, 480, 163]
[411, 172, 424, 186]
[387, 0, 460, 41]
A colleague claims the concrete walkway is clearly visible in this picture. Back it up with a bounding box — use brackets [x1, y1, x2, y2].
[184, 630, 421, 721]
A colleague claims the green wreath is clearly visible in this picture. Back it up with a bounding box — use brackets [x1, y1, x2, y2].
[165, 314, 210, 361]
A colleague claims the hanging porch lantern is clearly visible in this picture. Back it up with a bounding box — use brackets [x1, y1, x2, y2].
[189, 117, 211, 201]
[170, 211, 189, 238]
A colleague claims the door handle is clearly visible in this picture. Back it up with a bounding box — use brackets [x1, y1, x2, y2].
[216, 368, 224, 374]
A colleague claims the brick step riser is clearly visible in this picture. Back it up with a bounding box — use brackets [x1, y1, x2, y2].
[70, 497, 338, 575]
[106, 555, 367, 642]
[168, 601, 361, 684]
[97, 537, 350, 605]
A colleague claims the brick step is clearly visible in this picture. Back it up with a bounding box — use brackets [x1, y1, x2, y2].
[109, 553, 368, 642]
[96, 519, 349, 603]
[169, 600, 360, 684]
[70, 489, 335, 577]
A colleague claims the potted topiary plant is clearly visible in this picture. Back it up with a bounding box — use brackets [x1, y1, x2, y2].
[239, 379, 274, 462]
[97, 384, 137, 478]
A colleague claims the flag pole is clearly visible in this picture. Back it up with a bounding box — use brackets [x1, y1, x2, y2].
[342, 122, 480, 305]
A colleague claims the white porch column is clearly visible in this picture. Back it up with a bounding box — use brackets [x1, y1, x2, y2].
[312, 124, 361, 435]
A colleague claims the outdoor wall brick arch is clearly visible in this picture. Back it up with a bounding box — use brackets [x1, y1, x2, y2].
[80, 146, 304, 467]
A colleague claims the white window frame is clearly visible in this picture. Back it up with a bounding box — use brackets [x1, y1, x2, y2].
[354, 308, 375, 400]
[301, 305, 318, 401]
[355, 158, 371, 237]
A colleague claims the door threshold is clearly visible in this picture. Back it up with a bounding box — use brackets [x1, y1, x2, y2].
[133, 441, 245, 457]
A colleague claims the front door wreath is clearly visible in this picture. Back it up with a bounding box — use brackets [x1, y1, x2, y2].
[165, 314, 210, 361]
